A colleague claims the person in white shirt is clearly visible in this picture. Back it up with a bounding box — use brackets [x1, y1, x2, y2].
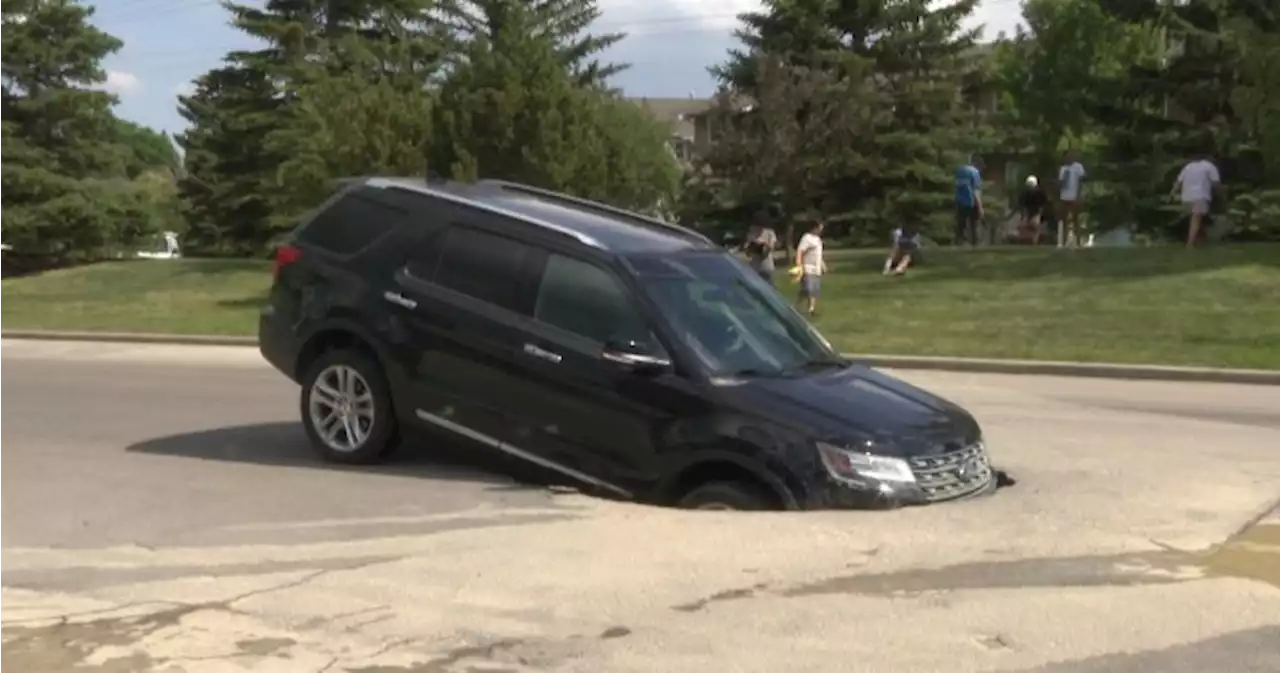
[1057, 150, 1087, 248]
[1171, 153, 1222, 248]
[794, 221, 826, 316]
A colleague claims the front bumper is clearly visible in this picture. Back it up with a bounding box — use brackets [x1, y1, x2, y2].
[811, 442, 997, 509]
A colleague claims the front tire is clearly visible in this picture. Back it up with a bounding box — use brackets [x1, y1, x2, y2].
[678, 481, 776, 511]
[300, 349, 398, 464]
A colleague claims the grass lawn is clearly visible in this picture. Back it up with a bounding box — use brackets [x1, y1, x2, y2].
[1, 258, 271, 336]
[3, 245, 1279, 368]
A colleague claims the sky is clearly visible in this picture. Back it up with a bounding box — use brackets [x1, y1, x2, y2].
[90, 0, 1027, 136]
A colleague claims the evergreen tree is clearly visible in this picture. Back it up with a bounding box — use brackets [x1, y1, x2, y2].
[1088, 0, 1280, 240]
[177, 0, 448, 254]
[441, 0, 626, 87]
[1, 0, 157, 259]
[113, 119, 183, 179]
[263, 33, 439, 229]
[175, 64, 282, 255]
[713, 0, 989, 242]
[701, 54, 890, 247]
[430, 6, 677, 210]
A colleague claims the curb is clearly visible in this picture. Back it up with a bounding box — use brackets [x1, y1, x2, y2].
[4, 329, 1278, 385]
[2, 330, 257, 348]
[849, 354, 1280, 386]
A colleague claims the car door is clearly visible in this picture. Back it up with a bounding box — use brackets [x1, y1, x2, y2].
[505, 250, 703, 496]
[386, 218, 540, 450]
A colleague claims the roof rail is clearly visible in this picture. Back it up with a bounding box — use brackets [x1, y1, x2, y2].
[479, 180, 714, 246]
[364, 177, 603, 249]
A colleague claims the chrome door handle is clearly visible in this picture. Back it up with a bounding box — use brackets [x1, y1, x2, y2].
[523, 343, 562, 364]
[384, 291, 417, 310]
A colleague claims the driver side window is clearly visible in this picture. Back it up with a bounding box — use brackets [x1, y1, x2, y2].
[534, 254, 657, 349]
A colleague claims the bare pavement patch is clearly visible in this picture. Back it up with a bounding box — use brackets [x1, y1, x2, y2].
[3, 340, 1280, 672]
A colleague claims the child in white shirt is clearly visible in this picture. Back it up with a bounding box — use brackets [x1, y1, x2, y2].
[794, 221, 826, 316]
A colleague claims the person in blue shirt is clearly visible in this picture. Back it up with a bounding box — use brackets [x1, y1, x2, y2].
[954, 156, 984, 246]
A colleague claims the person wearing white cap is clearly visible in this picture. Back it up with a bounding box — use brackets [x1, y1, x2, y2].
[1019, 175, 1049, 244]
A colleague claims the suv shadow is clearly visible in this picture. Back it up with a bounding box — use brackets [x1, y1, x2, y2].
[126, 423, 565, 491]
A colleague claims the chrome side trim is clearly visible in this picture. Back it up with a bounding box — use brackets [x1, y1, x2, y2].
[366, 177, 603, 249]
[414, 409, 632, 498]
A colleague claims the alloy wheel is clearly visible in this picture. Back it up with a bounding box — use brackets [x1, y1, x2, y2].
[307, 364, 376, 453]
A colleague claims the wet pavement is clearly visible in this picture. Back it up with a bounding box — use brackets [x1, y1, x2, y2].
[3, 339, 1279, 672]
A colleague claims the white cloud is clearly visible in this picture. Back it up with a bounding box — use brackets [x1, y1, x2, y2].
[970, 0, 1027, 41]
[599, 0, 1024, 42]
[597, 0, 755, 37]
[174, 81, 196, 98]
[103, 70, 143, 95]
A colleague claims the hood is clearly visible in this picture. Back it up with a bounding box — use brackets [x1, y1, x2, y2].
[725, 364, 981, 457]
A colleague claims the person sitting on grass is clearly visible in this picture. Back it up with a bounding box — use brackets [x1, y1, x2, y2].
[884, 225, 921, 276]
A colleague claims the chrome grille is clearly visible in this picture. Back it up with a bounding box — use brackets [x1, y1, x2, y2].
[908, 442, 992, 502]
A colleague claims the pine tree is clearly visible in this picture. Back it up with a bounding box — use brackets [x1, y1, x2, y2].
[263, 33, 439, 228]
[1088, 0, 1280, 240]
[441, 0, 625, 87]
[702, 54, 891, 247]
[430, 6, 677, 210]
[175, 65, 282, 255]
[714, 0, 989, 242]
[177, 0, 448, 254]
[1, 0, 157, 259]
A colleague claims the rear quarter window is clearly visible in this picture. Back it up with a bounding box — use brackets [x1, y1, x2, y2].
[296, 188, 403, 255]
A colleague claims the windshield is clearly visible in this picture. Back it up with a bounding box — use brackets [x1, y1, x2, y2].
[624, 251, 843, 377]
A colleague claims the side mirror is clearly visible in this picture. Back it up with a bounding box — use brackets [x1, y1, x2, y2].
[601, 338, 671, 374]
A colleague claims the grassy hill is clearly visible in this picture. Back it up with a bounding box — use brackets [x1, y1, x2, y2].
[3, 245, 1278, 368]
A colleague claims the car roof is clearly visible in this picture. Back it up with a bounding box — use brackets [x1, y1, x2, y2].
[362, 176, 716, 255]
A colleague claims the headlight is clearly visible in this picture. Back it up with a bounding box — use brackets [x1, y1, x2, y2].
[817, 442, 916, 483]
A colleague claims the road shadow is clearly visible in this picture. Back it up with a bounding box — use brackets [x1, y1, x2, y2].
[126, 422, 563, 492]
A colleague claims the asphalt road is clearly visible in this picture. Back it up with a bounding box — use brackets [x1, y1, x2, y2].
[3, 339, 1279, 673]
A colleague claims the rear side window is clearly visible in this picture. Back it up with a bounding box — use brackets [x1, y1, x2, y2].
[433, 227, 532, 312]
[534, 254, 654, 346]
[297, 189, 401, 255]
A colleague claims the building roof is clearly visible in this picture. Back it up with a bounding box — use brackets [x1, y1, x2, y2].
[628, 97, 713, 140]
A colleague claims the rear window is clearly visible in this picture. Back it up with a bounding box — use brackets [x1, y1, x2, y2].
[296, 188, 403, 255]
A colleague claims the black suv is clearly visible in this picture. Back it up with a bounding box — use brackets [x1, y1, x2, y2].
[258, 177, 997, 510]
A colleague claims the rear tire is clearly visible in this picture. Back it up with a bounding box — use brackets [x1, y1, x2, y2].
[678, 481, 776, 511]
[299, 348, 398, 464]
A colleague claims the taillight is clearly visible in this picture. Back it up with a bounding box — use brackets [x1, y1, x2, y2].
[273, 244, 302, 279]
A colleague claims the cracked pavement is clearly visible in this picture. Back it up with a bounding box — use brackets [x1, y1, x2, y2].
[3, 339, 1280, 672]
